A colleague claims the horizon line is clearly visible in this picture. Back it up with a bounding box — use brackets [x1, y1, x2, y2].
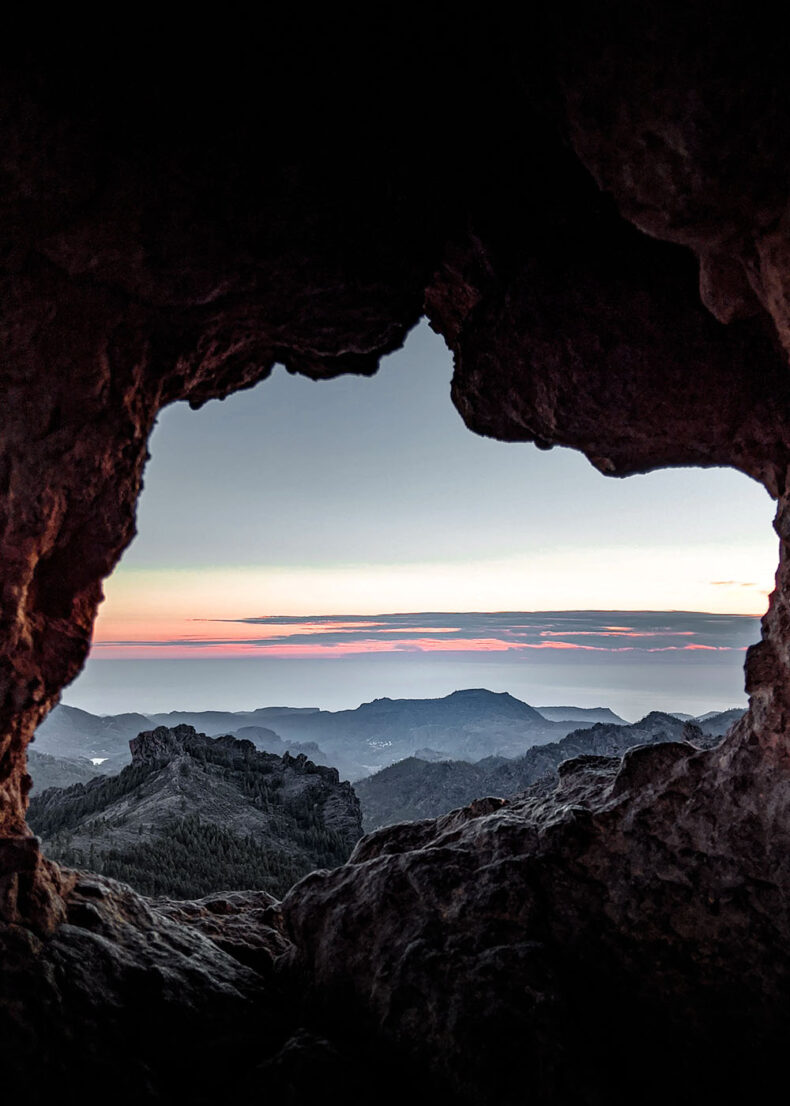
[195, 607, 765, 620]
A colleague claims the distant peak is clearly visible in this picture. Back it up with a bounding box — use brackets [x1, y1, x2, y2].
[447, 688, 519, 702]
[129, 724, 205, 764]
[637, 711, 684, 725]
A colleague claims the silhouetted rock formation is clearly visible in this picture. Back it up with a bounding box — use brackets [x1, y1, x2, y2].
[3, 11, 790, 1104]
[28, 726, 362, 899]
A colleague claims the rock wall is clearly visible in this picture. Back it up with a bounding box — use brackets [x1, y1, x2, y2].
[4, 10, 790, 1101]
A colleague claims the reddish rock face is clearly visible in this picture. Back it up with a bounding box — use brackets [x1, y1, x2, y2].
[4, 11, 790, 1102]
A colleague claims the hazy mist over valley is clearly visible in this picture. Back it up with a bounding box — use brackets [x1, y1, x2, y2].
[63, 650, 751, 720]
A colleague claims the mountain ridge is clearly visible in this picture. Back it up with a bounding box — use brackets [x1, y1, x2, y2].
[355, 711, 733, 830]
[31, 693, 746, 790]
[29, 725, 363, 899]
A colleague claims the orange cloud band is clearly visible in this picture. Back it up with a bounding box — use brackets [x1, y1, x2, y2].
[90, 637, 740, 660]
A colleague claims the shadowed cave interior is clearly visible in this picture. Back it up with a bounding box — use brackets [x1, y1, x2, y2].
[3, 12, 790, 1104]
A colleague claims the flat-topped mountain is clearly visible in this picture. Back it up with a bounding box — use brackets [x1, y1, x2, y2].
[28, 726, 363, 899]
[536, 705, 628, 724]
[280, 688, 565, 767]
[355, 712, 731, 830]
[151, 689, 567, 771]
[354, 688, 543, 721]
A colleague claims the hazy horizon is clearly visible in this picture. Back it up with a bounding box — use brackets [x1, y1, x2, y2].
[63, 608, 758, 722]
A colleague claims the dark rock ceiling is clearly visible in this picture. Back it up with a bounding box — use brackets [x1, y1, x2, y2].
[3, 10, 790, 1103]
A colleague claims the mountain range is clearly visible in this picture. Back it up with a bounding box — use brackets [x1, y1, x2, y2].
[28, 703, 745, 903]
[32, 690, 636, 784]
[30, 690, 745, 796]
[354, 712, 735, 830]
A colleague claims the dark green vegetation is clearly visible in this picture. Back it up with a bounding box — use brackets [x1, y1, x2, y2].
[53, 815, 344, 900]
[29, 726, 362, 900]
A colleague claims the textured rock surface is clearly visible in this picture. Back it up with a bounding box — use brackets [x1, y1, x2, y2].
[0, 868, 442, 1105]
[3, 11, 790, 1103]
[0, 872, 270, 1101]
[153, 889, 289, 976]
[284, 731, 790, 1102]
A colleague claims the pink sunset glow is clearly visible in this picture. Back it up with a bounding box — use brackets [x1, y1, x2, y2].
[91, 619, 394, 645]
[90, 634, 740, 661]
[92, 636, 525, 659]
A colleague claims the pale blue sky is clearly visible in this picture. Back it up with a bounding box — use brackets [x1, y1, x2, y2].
[67, 319, 777, 715]
[111, 319, 776, 612]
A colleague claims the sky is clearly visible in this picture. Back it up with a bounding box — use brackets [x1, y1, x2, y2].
[63, 319, 778, 717]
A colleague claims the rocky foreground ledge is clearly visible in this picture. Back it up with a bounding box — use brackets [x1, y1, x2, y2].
[4, 723, 790, 1104]
[281, 723, 790, 1103]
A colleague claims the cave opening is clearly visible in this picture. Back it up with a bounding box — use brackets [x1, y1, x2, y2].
[23, 315, 779, 904]
[57, 317, 776, 723]
[7, 19, 790, 1101]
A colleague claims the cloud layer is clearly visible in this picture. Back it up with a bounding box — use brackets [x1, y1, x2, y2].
[91, 610, 761, 659]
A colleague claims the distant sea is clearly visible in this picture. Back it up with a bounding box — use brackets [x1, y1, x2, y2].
[63, 649, 750, 722]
